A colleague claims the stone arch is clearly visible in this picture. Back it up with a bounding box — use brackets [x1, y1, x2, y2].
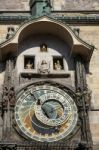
[0, 16, 94, 62]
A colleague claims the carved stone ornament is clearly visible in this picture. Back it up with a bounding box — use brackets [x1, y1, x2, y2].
[38, 60, 50, 74]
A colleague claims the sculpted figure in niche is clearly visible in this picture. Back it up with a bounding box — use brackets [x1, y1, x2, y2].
[38, 60, 50, 74]
[25, 60, 33, 69]
[40, 44, 47, 52]
[54, 60, 62, 70]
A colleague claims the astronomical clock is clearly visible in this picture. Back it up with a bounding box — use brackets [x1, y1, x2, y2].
[15, 83, 78, 143]
[0, 0, 93, 149]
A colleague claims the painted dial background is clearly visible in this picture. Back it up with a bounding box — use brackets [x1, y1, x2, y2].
[15, 85, 78, 142]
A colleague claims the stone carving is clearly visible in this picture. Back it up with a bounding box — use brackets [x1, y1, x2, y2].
[74, 28, 80, 36]
[40, 44, 47, 52]
[2, 87, 9, 108]
[25, 60, 33, 69]
[84, 87, 92, 109]
[75, 57, 93, 149]
[38, 60, 50, 74]
[9, 87, 16, 107]
[6, 27, 15, 39]
[2, 59, 16, 113]
[54, 60, 62, 70]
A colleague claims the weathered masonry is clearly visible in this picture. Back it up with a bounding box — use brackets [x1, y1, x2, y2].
[0, 0, 99, 150]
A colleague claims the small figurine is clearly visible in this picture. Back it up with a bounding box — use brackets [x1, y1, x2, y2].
[25, 60, 33, 69]
[9, 87, 16, 106]
[54, 60, 62, 70]
[38, 60, 50, 74]
[40, 44, 47, 52]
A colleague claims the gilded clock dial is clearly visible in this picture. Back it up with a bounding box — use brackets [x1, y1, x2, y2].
[15, 85, 78, 142]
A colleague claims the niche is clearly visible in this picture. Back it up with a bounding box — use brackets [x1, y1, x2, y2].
[53, 57, 64, 70]
[24, 56, 35, 69]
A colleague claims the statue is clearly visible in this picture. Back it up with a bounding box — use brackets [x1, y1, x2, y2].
[9, 87, 16, 107]
[25, 60, 33, 69]
[46, 0, 51, 6]
[54, 60, 62, 70]
[2, 86, 9, 108]
[29, 0, 51, 16]
[40, 44, 47, 52]
[6, 27, 15, 39]
[38, 60, 50, 74]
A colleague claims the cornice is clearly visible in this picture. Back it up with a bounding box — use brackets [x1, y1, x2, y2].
[0, 14, 99, 25]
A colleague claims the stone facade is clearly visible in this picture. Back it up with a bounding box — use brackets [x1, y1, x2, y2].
[0, 0, 99, 150]
[53, 0, 99, 10]
[0, 0, 30, 11]
[73, 26, 99, 149]
[0, 0, 99, 11]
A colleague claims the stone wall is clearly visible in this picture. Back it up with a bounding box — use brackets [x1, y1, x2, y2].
[76, 26, 99, 109]
[0, 0, 30, 11]
[52, 0, 99, 11]
[75, 26, 99, 148]
[16, 34, 74, 87]
[0, 20, 99, 149]
[0, 0, 99, 11]
[0, 0, 99, 148]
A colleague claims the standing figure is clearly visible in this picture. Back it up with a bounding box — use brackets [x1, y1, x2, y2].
[9, 87, 16, 107]
[54, 60, 62, 70]
[38, 60, 50, 74]
[26, 60, 33, 69]
[40, 44, 47, 52]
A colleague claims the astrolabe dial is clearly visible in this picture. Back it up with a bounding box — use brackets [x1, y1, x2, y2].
[15, 85, 78, 142]
[34, 93, 71, 127]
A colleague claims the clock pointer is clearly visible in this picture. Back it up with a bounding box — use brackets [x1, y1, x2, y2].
[30, 91, 42, 105]
[42, 106, 51, 118]
[42, 105, 63, 117]
[30, 91, 39, 101]
[49, 106, 63, 113]
[41, 104, 63, 119]
[30, 91, 64, 118]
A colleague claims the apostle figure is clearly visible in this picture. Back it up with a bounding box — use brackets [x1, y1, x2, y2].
[26, 60, 33, 69]
[54, 60, 62, 70]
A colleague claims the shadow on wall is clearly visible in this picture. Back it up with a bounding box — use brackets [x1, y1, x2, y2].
[0, 62, 6, 73]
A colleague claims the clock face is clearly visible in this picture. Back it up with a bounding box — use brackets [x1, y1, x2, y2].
[15, 85, 78, 142]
